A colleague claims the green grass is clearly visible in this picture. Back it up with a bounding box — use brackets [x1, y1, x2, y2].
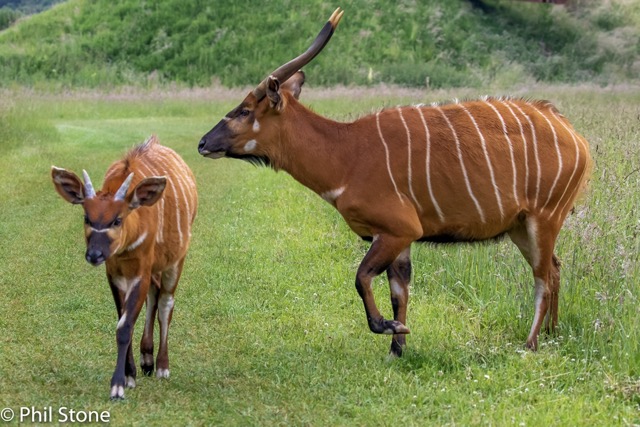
[0, 84, 639, 425]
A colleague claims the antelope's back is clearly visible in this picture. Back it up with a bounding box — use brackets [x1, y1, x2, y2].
[108, 136, 198, 264]
[369, 97, 591, 236]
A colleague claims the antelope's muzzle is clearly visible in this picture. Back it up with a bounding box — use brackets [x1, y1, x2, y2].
[198, 120, 231, 159]
[85, 232, 111, 266]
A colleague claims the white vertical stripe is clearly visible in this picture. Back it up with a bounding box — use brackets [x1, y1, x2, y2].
[507, 101, 541, 208]
[157, 198, 165, 243]
[531, 106, 563, 212]
[375, 111, 405, 205]
[397, 108, 422, 211]
[156, 151, 192, 243]
[138, 161, 177, 245]
[484, 101, 518, 204]
[168, 151, 196, 224]
[499, 100, 529, 203]
[436, 107, 485, 223]
[460, 104, 504, 220]
[415, 107, 445, 222]
[550, 112, 588, 219]
[103, 167, 120, 186]
[147, 152, 184, 247]
[546, 113, 578, 218]
[558, 154, 589, 221]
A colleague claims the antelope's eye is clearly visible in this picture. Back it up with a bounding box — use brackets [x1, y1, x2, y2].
[113, 217, 122, 227]
[240, 109, 251, 118]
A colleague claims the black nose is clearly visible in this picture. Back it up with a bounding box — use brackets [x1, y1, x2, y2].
[86, 249, 105, 266]
[198, 138, 207, 153]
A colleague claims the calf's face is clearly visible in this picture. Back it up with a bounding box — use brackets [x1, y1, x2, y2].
[51, 167, 166, 265]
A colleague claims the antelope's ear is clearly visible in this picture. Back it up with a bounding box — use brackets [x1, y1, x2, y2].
[266, 76, 282, 110]
[51, 166, 85, 204]
[129, 176, 166, 209]
[281, 71, 305, 100]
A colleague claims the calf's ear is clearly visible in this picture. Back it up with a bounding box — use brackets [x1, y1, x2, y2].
[128, 176, 167, 209]
[51, 166, 85, 204]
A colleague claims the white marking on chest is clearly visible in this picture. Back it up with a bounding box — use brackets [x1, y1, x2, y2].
[253, 119, 260, 133]
[126, 231, 147, 252]
[112, 276, 141, 296]
[320, 186, 346, 205]
[244, 139, 258, 152]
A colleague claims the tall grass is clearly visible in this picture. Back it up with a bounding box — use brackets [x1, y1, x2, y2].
[0, 84, 638, 425]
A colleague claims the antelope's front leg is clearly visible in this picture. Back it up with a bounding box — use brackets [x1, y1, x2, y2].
[355, 235, 412, 336]
[110, 276, 149, 400]
[386, 246, 412, 357]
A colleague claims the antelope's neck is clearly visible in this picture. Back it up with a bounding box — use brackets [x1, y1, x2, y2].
[275, 107, 352, 199]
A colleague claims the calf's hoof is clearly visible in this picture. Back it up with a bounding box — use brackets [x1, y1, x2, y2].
[156, 368, 170, 379]
[141, 363, 154, 376]
[110, 384, 125, 400]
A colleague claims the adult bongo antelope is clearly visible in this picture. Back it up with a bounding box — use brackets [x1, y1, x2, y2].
[198, 8, 592, 356]
[51, 136, 198, 399]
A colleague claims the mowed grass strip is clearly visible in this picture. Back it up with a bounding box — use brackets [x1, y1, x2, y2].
[0, 86, 638, 425]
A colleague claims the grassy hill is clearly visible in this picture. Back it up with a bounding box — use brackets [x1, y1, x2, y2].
[0, 0, 638, 88]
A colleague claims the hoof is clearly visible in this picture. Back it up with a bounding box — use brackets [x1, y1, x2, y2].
[125, 376, 136, 389]
[370, 318, 410, 335]
[382, 320, 410, 335]
[110, 384, 125, 400]
[389, 339, 405, 357]
[156, 368, 170, 379]
[141, 363, 154, 376]
[525, 339, 538, 351]
[141, 354, 154, 376]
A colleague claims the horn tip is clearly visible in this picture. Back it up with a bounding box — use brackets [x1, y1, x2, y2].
[329, 7, 344, 27]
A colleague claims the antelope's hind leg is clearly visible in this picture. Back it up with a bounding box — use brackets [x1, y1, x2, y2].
[155, 258, 185, 379]
[355, 235, 412, 338]
[386, 246, 412, 357]
[140, 273, 161, 376]
[545, 255, 561, 334]
[508, 217, 561, 351]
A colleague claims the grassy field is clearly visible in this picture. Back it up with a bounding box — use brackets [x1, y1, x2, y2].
[0, 84, 639, 425]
